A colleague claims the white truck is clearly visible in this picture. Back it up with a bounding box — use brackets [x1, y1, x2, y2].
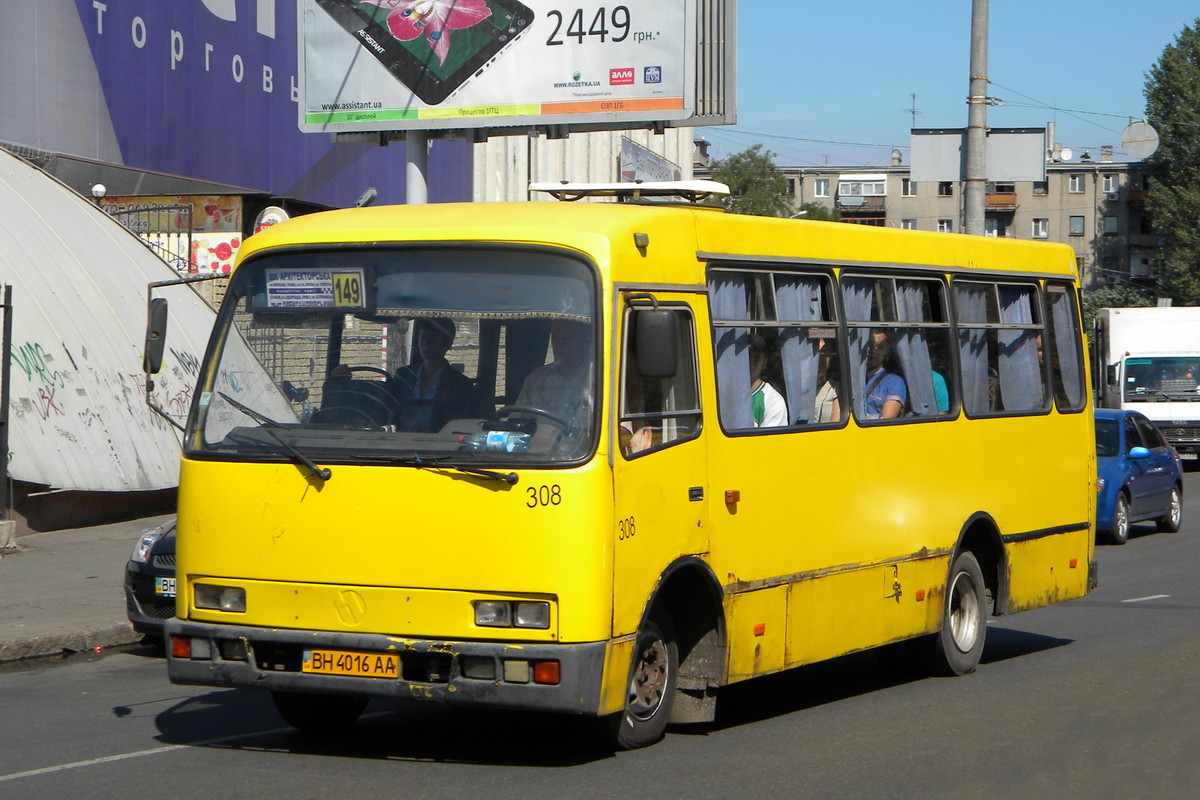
[1094, 306, 1200, 461]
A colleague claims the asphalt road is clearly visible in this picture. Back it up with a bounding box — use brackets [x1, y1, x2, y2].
[2, 476, 1197, 799]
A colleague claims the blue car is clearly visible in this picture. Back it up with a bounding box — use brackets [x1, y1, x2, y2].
[1095, 409, 1183, 545]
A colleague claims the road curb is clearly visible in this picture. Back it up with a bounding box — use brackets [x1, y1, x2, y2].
[0, 623, 142, 664]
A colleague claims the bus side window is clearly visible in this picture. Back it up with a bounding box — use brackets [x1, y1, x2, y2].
[955, 281, 1046, 416]
[842, 275, 952, 421]
[619, 307, 701, 457]
[710, 270, 840, 429]
[1044, 282, 1086, 411]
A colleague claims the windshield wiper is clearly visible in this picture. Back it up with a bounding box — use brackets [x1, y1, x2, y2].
[220, 392, 332, 481]
[390, 455, 518, 485]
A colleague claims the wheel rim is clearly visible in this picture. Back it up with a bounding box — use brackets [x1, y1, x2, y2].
[947, 570, 981, 653]
[1115, 499, 1129, 540]
[627, 633, 669, 721]
[1169, 490, 1181, 526]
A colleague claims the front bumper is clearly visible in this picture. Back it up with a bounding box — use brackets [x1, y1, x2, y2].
[165, 619, 609, 715]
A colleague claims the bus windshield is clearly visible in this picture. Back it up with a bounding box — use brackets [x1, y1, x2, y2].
[1123, 356, 1200, 401]
[188, 245, 599, 467]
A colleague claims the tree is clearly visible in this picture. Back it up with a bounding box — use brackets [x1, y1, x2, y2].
[795, 201, 840, 222]
[707, 144, 793, 217]
[1144, 18, 1200, 304]
[1080, 285, 1154, 335]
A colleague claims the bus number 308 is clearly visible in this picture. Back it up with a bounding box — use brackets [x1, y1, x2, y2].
[526, 485, 562, 508]
[618, 516, 635, 540]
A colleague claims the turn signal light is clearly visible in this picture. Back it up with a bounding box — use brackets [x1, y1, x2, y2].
[533, 661, 560, 685]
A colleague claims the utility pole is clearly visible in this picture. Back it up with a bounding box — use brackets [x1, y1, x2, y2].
[963, 0, 988, 235]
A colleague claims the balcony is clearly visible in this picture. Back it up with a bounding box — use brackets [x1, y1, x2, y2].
[836, 195, 886, 214]
[985, 192, 1018, 211]
[1129, 234, 1167, 248]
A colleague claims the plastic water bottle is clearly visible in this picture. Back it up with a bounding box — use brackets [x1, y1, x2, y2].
[459, 431, 530, 453]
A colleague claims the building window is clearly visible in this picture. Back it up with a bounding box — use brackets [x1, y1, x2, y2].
[837, 180, 886, 196]
[1068, 174, 1084, 193]
[814, 178, 830, 198]
[985, 218, 1006, 237]
[1032, 181, 1048, 196]
[1069, 216, 1085, 236]
[901, 219, 917, 230]
[1102, 174, 1118, 194]
[937, 219, 953, 233]
[1033, 218, 1048, 238]
[786, 178, 797, 197]
[988, 182, 1015, 193]
[938, 182, 954, 197]
[901, 179, 917, 197]
[1103, 215, 1119, 235]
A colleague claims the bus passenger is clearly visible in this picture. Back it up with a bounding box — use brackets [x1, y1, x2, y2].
[814, 338, 841, 423]
[391, 317, 492, 432]
[863, 330, 906, 419]
[749, 334, 787, 427]
[516, 319, 594, 431]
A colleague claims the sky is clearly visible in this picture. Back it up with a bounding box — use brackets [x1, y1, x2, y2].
[697, 1, 1200, 167]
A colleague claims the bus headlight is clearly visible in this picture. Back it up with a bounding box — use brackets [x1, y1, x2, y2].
[514, 602, 550, 629]
[474, 600, 551, 629]
[474, 601, 512, 627]
[194, 584, 246, 612]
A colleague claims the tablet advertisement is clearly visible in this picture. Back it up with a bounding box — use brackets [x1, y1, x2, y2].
[301, 0, 695, 132]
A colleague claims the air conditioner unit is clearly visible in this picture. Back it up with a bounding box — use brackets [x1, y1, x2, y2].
[1105, 273, 1121, 285]
[1105, 191, 1120, 201]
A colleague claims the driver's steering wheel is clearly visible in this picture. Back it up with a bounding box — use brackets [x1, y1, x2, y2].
[494, 405, 572, 433]
[340, 366, 390, 379]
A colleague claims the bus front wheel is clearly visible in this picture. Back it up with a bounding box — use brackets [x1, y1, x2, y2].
[928, 551, 987, 676]
[607, 611, 678, 750]
[271, 691, 367, 732]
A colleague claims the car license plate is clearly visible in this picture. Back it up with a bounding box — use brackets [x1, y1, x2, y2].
[155, 577, 176, 598]
[1180, 452, 1197, 460]
[302, 649, 400, 679]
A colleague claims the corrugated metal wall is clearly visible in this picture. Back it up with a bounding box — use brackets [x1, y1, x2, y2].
[0, 149, 215, 491]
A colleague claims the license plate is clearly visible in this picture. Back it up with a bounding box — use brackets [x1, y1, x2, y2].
[155, 576, 176, 598]
[302, 649, 400, 679]
[1180, 452, 1197, 460]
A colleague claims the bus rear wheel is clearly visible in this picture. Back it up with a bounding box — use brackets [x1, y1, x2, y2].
[927, 551, 987, 676]
[271, 691, 367, 732]
[607, 610, 678, 750]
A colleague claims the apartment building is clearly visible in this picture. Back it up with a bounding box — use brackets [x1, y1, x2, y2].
[695, 142, 1162, 291]
[798, 157, 1161, 291]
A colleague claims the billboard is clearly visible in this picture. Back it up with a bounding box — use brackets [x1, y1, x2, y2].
[0, 0, 471, 208]
[300, 0, 704, 133]
[910, 128, 1048, 184]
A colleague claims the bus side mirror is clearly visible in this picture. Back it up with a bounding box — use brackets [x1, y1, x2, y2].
[635, 309, 678, 378]
[144, 297, 169, 374]
[1106, 364, 1118, 386]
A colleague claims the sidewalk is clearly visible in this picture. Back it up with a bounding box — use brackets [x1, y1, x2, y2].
[0, 513, 174, 663]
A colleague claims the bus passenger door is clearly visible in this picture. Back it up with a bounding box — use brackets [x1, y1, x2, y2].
[611, 297, 709, 638]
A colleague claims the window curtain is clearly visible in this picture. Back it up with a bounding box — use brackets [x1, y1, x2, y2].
[1049, 288, 1084, 408]
[710, 274, 753, 429]
[956, 284, 990, 414]
[841, 279, 874, 420]
[776, 276, 824, 424]
[998, 286, 1043, 410]
[894, 283, 936, 415]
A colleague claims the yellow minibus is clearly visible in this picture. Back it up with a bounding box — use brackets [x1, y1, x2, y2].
[155, 183, 1095, 749]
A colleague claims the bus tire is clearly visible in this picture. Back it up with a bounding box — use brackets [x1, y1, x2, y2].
[608, 610, 678, 750]
[271, 691, 367, 732]
[928, 551, 987, 676]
